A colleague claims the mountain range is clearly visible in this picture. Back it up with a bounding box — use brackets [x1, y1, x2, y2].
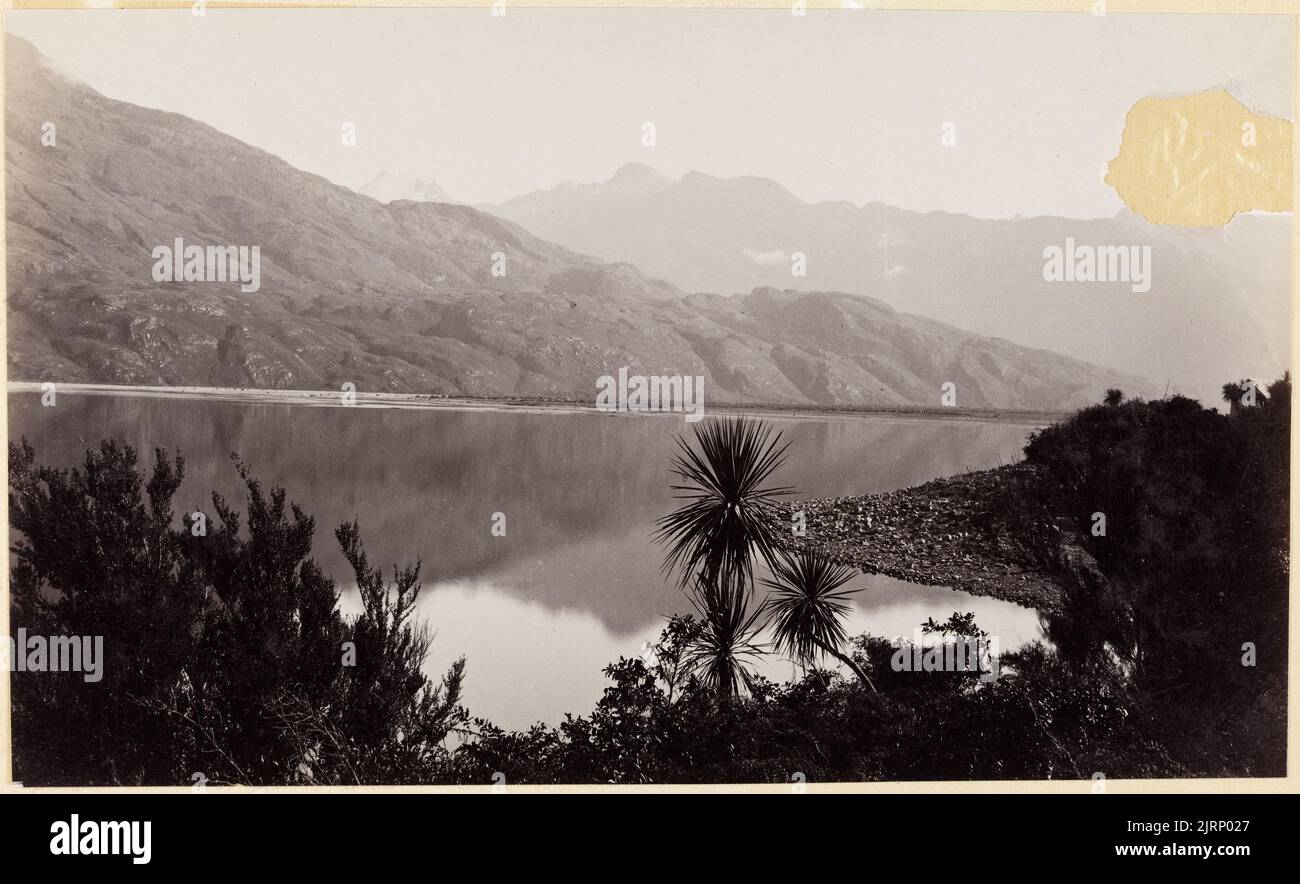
[6, 34, 1156, 410]
[487, 163, 1291, 406]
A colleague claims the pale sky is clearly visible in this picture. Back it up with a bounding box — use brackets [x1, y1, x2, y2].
[6, 8, 1292, 217]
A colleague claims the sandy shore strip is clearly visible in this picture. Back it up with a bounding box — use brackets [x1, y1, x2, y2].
[7, 382, 1064, 426]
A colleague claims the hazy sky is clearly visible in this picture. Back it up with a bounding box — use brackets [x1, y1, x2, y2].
[6, 8, 1292, 217]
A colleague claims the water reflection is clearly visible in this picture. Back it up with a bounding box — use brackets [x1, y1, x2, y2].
[10, 392, 1044, 727]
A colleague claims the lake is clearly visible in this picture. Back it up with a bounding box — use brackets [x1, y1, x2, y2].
[8, 391, 1046, 729]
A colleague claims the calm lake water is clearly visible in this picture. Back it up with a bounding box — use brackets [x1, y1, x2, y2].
[9, 392, 1046, 729]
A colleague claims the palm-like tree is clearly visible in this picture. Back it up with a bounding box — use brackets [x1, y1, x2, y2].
[654, 417, 793, 699]
[681, 577, 766, 700]
[761, 550, 877, 692]
[1103, 388, 1124, 407]
[1222, 380, 1247, 414]
[655, 417, 793, 593]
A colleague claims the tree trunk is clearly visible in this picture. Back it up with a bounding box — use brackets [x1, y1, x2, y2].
[819, 641, 878, 693]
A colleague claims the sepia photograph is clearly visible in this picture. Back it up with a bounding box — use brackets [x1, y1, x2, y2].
[0, 2, 1293, 810]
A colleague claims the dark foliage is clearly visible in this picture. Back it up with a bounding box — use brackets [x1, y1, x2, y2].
[450, 616, 1174, 784]
[1023, 377, 1289, 774]
[9, 441, 464, 785]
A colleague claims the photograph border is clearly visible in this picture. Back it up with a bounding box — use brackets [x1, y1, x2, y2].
[0, 0, 1295, 795]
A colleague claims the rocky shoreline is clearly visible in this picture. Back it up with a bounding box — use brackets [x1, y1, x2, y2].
[776, 463, 1066, 614]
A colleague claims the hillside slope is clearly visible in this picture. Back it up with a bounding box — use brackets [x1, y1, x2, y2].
[5, 35, 1151, 409]
[488, 163, 1289, 406]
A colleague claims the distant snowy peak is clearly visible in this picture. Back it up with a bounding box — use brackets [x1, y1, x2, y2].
[357, 171, 453, 204]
